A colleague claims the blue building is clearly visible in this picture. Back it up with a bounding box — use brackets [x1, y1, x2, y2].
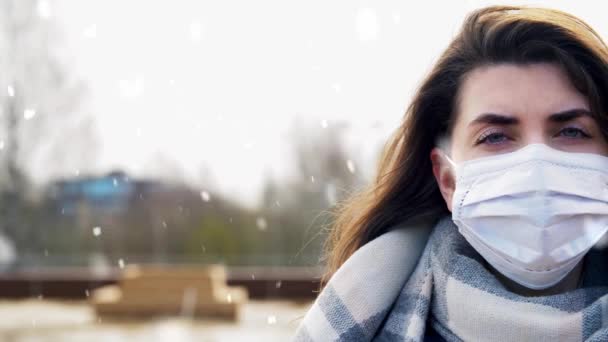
[48, 171, 161, 215]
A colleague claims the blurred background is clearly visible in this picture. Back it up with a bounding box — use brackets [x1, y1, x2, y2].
[0, 0, 604, 340]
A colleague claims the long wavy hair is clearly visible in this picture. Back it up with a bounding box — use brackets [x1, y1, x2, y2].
[322, 5, 608, 285]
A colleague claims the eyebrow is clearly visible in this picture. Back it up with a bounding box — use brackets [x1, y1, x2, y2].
[468, 108, 592, 127]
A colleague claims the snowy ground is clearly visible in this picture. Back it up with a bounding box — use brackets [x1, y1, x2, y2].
[0, 299, 312, 341]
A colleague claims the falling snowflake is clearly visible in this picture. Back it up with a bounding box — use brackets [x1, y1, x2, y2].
[226, 294, 232, 303]
[326, 183, 337, 206]
[275, 280, 282, 289]
[112, 178, 118, 187]
[118, 78, 144, 98]
[392, 12, 401, 24]
[256, 217, 268, 231]
[332, 83, 342, 93]
[23, 109, 36, 120]
[118, 258, 125, 269]
[320, 119, 328, 128]
[82, 24, 97, 39]
[310, 175, 315, 183]
[92, 226, 102, 237]
[346, 160, 356, 174]
[162, 221, 168, 228]
[37, 0, 52, 19]
[0, 141, 4, 150]
[7, 86, 14, 97]
[267, 315, 277, 325]
[356, 7, 379, 42]
[200, 190, 211, 202]
[190, 21, 203, 42]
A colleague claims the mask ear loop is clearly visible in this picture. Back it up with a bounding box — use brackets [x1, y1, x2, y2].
[440, 150, 460, 212]
[441, 150, 457, 170]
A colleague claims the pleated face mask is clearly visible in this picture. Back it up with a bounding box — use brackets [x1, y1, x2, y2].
[446, 144, 608, 289]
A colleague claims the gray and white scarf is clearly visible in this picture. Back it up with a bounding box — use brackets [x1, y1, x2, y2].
[294, 216, 608, 341]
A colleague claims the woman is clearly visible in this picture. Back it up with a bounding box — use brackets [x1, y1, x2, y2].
[295, 6, 608, 341]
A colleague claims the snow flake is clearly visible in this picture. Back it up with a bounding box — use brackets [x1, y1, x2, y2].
[326, 183, 337, 206]
[356, 7, 379, 42]
[7, 86, 14, 97]
[23, 109, 36, 120]
[118, 78, 144, 98]
[320, 119, 328, 128]
[37, 0, 52, 19]
[332, 83, 342, 93]
[267, 315, 277, 325]
[92, 226, 102, 237]
[82, 24, 97, 39]
[392, 12, 401, 24]
[256, 217, 268, 231]
[118, 258, 125, 269]
[190, 21, 203, 42]
[200, 190, 211, 202]
[346, 160, 356, 174]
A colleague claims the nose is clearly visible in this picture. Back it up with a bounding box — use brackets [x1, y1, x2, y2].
[522, 130, 548, 146]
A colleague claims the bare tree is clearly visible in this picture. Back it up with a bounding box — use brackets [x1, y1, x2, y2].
[0, 0, 96, 250]
[259, 118, 367, 265]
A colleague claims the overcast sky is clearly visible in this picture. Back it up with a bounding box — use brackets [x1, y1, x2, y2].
[45, 0, 608, 207]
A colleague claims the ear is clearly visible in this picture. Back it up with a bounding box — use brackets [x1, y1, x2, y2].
[430, 147, 456, 212]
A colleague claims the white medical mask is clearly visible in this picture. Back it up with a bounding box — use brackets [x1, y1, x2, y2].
[446, 144, 608, 290]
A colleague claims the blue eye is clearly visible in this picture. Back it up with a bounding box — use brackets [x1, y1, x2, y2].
[477, 132, 508, 145]
[559, 127, 590, 139]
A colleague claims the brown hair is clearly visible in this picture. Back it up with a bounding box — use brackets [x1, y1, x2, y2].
[322, 6, 608, 285]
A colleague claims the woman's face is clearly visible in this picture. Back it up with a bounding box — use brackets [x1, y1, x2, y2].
[430, 62, 608, 211]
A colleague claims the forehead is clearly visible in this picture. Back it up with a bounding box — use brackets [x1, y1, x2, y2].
[455, 63, 589, 124]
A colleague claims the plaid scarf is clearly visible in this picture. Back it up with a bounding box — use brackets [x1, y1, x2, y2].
[294, 216, 608, 341]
